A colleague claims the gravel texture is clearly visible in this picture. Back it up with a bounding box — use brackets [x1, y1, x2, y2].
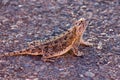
[0, 0, 120, 80]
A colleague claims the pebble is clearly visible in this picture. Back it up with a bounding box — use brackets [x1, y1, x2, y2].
[77, 51, 84, 56]
[39, 65, 47, 70]
[118, 65, 120, 68]
[57, 0, 67, 4]
[85, 71, 95, 77]
[33, 78, 39, 80]
[109, 29, 114, 32]
[26, 78, 39, 80]
[79, 74, 84, 77]
[101, 33, 107, 36]
[97, 41, 103, 50]
[10, 25, 18, 30]
[18, 5, 23, 8]
[60, 71, 70, 78]
[81, 5, 87, 10]
[86, 12, 93, 19]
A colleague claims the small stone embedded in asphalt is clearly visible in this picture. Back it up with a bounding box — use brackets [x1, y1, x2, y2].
[26, 78, 39, 80]
[60, 71, 70, 78]
[86, 11, 93, 19]
[101, 33, 107, 36]
[85, 71, 95, 77]
[79, 74, 84, 77]
[10, 25, 19, 30]
[109, 29, 114, 32]
[77, 51, 84, 56]
[97, 41, 103, 50]
[18, 5, 23, 8]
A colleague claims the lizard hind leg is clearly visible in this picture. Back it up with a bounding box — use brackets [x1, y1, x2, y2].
[41, 56, 55, 62]
[40, 53, 56, 62]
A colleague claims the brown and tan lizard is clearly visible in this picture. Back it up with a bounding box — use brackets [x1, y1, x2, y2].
[0, 18, 93, 61]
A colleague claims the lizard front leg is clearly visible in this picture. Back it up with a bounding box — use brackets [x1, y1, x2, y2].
[80, 38, 93, 46]
[72, 45, 84, 56]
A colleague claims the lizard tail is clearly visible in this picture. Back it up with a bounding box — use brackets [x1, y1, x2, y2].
[0, 51, 24, 58]
[0, 49, 31, 58]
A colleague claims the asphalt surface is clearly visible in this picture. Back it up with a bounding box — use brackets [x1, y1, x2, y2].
[0, 0, 120, 80]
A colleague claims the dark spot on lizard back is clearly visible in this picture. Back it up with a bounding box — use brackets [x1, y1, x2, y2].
[34, 46, 42, 53]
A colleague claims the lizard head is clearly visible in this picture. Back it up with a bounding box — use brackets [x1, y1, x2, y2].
[74, 18, 87, 37]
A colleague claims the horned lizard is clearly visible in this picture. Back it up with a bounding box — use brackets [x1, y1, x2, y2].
[0, 18, 93, 61]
